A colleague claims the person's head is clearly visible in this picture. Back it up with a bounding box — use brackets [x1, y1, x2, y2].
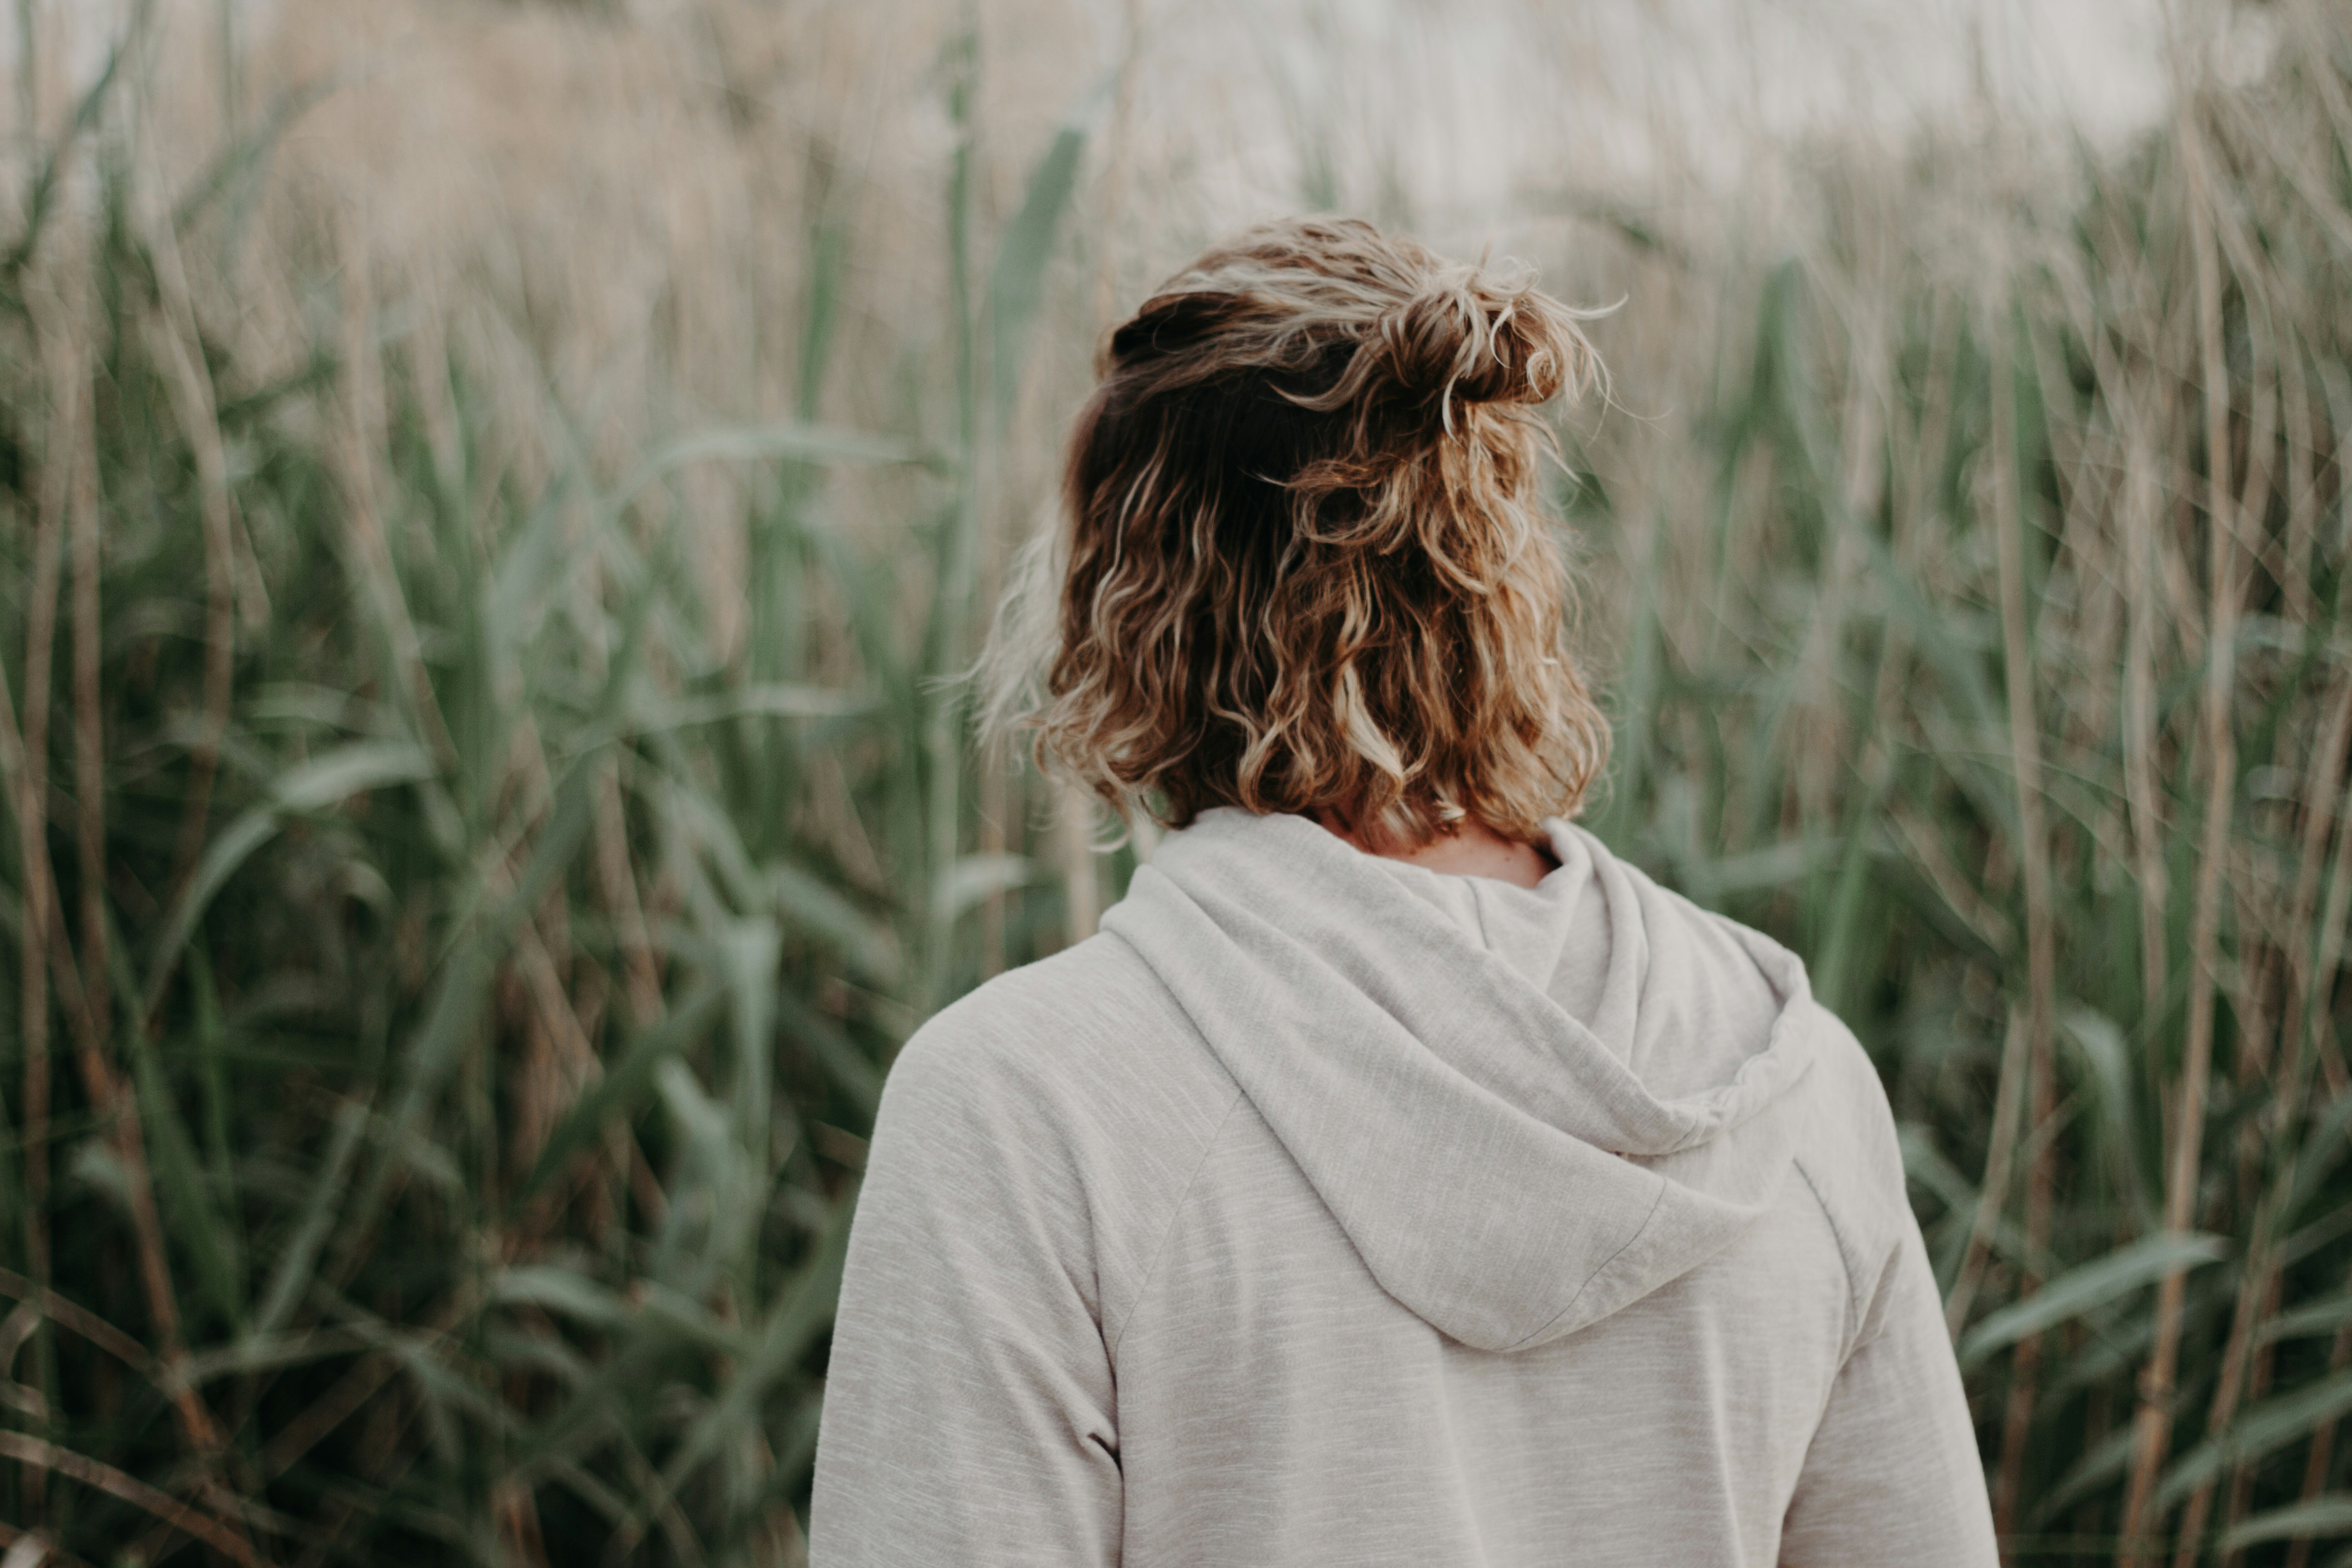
[985, 215, 1610, 849]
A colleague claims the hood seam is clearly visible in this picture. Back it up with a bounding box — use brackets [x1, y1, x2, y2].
[1498, 1173, 1669, 1352]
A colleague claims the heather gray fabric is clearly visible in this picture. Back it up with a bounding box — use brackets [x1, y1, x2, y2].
[810, 808, 1997, 1567]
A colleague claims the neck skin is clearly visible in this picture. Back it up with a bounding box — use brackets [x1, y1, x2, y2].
[1312, 808, 1558, 891]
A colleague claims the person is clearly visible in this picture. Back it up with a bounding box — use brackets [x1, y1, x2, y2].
[807, 216, 1998, 1567]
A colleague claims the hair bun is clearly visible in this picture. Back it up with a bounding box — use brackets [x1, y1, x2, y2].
[1376, 264, 1591, 416]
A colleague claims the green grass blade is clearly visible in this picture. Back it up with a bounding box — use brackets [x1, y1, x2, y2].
[2220, 1494, 2352, 1553]
[1959, 1231, 2228, 1368]
[989, 118, 1088, 432]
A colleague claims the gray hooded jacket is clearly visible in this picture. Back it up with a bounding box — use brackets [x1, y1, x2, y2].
[810, 808, 1997, 1566]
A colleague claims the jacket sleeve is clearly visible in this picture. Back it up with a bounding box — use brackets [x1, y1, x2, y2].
[1780, 1165, 1999, 1564]
[808, 1022, 1122, 1568]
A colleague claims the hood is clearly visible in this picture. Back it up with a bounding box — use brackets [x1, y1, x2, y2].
[1098, 807, 1823, 1353]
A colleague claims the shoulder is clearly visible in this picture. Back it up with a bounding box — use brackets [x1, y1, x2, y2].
[883, 931, 1230, 1139]
[864, 934, 1242, 1318]
[1570, 825, 1901, 1182]
[1786, 1008, 1917, 1345]
[1797, 1014, 1905, 1178]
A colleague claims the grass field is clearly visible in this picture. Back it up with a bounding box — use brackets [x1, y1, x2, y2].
[0, 1, 2349, 1563]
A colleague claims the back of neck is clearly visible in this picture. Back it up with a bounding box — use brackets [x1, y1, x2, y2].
[1311, 809, 1556, 890]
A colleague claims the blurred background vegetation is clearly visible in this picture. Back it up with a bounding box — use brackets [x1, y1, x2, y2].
[0, 0, 2347, 1562]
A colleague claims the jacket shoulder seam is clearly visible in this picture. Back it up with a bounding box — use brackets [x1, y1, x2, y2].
[1790, 1151, 1867, 1358]
[1105, 1083, 1248, 1361]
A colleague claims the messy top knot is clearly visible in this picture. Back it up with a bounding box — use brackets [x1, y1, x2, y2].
[983, 215, 1611, 848]
[1103, 220, 1590, 429]
[1373, 263, 1580, 410]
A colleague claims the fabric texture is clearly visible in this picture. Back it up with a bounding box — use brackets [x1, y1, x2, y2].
[809, 808, 1997, 1566]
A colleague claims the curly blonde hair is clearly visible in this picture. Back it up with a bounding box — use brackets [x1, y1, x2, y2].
[983, 216, 1611, 848]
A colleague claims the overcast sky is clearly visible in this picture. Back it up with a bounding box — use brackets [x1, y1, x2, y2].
[8, 0, 2264, 268]
[1116, 0, 2222, 223]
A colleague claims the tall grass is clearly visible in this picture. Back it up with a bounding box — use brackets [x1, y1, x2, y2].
[0, 1, 2346, 1564]
[1567, 15, 2352, 1559]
